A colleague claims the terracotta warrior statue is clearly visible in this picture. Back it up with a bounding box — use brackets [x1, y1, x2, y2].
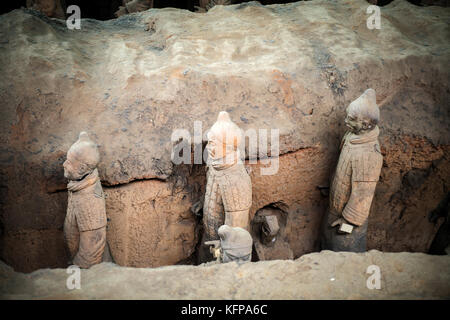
[115, 0, 153, 17]
[206, 225, 253, 264]
[63, 132, 107, 268]
[193, 111, 252, 261]
[26, 0, 66, 19]
[203, 111, 252, 238]
[321, 89, 383, 252]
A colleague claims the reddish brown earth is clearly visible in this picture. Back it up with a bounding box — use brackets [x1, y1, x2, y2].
[0, 0, 449, 272]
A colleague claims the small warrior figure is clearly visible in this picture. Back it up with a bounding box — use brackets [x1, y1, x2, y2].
[63, 132, 107, 268]
[321, 89, 383, 252]
[206, 225, 253, 264]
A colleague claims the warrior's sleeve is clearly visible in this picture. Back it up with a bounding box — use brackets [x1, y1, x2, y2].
[342, 181, 378, 226]
[342, 146, 383, 226]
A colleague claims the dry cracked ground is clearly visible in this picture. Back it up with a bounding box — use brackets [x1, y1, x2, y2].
[1, 250, 450, 299]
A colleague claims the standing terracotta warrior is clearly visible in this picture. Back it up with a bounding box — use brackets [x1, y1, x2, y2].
[321, 89, 383, 252]
[63, 132, 107, 268]
[26, 0, 66, 19]
[195, 111, 252, 244]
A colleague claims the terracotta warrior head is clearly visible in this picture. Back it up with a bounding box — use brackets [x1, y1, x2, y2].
[63, 132, 100, 181]
[345, 88, 379, 135]
[218, 225, 253, 263]
[206, 111, 243, 166]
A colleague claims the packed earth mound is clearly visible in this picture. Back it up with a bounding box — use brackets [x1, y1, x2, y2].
[1, 250, 450, 299]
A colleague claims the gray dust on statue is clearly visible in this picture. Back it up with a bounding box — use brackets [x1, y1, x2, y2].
[193, 111, 252, 262]
[321, 88, 383, 252]
[63, 132, 107, 268]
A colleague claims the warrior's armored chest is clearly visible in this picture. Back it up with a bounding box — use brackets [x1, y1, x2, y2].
[204, 163, 252, 214]
[67, 181, 107, 231]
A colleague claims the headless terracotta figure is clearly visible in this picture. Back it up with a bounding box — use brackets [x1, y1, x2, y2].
[63, 132, 107, 268]
[321, 89, 383, 252]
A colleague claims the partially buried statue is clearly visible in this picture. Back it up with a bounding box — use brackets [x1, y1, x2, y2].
[114, 0, 153, 17]
[193, 111, 252, 261]
[206, 225, 253, 264]
[196, 0, 234, 12]
[26, 0, 66, 19]
[321, 88, 383, 252]
[63, 132, 107, 268]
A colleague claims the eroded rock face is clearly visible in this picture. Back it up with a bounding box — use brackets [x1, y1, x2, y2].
[0, 0, 449, 272]
[104, 177, 199, 268]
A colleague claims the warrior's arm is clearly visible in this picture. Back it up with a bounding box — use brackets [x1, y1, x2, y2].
[342, 181, 378, 226]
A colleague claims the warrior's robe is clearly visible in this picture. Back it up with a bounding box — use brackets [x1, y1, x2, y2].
[321, 126, 383, 252]
[64, 169, 107, 268]
[203, 159, 252, 241]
